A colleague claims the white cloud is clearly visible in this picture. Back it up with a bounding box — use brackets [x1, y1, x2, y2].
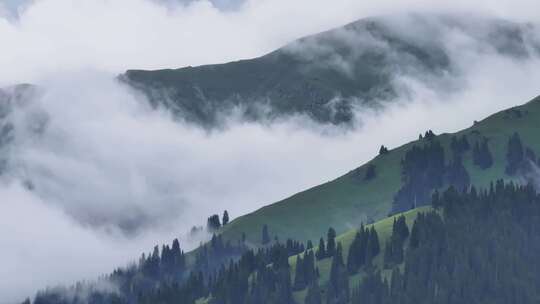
[0, 0, 539, 85]
[2, 1, 540, 303]
[3, 52, 540, 303]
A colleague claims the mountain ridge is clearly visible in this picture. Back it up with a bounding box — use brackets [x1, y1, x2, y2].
[218, 94, 540, 245]
[122, 13, 538, 126]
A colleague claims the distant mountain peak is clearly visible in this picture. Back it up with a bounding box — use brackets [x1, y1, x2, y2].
[122, 13, 540, 127]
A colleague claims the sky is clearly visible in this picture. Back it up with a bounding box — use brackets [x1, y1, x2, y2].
[1, 0, 540, 303]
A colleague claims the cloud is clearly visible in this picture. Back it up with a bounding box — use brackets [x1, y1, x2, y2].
[3, 51, 540, 303]
[0, 0, 539, 85]
[0, 183, 127, 303]
[1, 1, 540, 303]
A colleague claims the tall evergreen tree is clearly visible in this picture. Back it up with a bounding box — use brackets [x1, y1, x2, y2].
[368, 227, 380, 259]
[305, 282, 322, 304]
[450, 135, 471, 157]
[346, 231, 362, 274]
[473, 139, 493, 169]
[222, 210, 230, 226]
[207, 214, 221, 232]
[447, 154, 471, 190]
[424, 130, 436, 140]
[383, 239, 393, 268]
[326, 228, 337, 258]
[327, 243, 349, 304]
[316, 238, 326, 260]
[505, 132, 525, 175]
[392, 139, 446, 213]
[394, 215, 409, 241]
[262, 225, 271, 245]
[365, 164, 376, 180]
[384, 216, 409, 268]
[303, 250, 316, 286]
[480, 140, 493, 168]
[293, 255, 306, 291]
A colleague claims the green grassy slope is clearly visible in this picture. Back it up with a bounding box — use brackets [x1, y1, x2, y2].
[288, 207, 430, 303]
[195, 207, 428, 304]
[220, 96, 540, 245]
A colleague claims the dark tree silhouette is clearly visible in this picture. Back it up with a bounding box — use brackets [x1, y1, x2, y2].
[262, 224, 271, 245]
[222, 210, 230, 226]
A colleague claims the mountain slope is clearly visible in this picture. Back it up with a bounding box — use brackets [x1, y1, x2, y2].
[220, 95, 540, 245]
[27, 93, 540, 304]
[122, 14, 537, 126]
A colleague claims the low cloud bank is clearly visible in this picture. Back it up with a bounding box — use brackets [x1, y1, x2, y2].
[2, 1, 540, 303]
[3, 50, 540, 302]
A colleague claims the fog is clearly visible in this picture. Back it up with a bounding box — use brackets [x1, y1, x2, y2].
[1, 0, 540, 303]
[2, 0, 540, 85]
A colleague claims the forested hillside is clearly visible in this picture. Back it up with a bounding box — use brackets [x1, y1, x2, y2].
[219, 96, 540, 244]
[33, 181, 540, 304]
[27, 94, 540, 304]
[7, 2, 540, 304]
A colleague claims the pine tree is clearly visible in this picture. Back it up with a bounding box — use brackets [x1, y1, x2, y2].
[293, 255, 306, 291]
[365, 164, 376, 180]
[327, 243, 349, 304]
[326, 228, 337, 258]
[391, 236, 404, 265]
[473, 139, 493, 169]
[447, 154, 471, 190]
[222, 210, 230, 226]
[346, 225, 373, 274]
[392, 139, 447, 213]
[368, 227, 380, 258]
[384, 216, 407, 268]
[424, 130, 436, 140]
[409, 218, 420, 249]
[394, 215, 409, 241]
[481, 140, 494, 169]
[305, 282, 322, 304]
[432, 189, 441, 209]
[347, 232, 362, 274]
[275, 268, 295, 304]
[316, 238, 326, 260]
[450, 135, 471, 157]
[304, 250, 316, 286]
[505, 132, 525, 175]
[460, 135, 471, 151]
[262, 225, 271, 245]
[383, 239, 393, 268]
[389, 268, 403, 300]
[207, 214, 221, 232]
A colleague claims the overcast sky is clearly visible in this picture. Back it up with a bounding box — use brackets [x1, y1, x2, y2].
[2, 1, 540, 303]
[0, 0, 539, 85]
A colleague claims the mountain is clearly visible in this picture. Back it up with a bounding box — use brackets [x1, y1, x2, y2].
[28, 94, 540, 304]
[121, 14, 538, 126]
[219, 95, 540, 245]
[138, 95, 540, 304]
[22, 13, 540, 304]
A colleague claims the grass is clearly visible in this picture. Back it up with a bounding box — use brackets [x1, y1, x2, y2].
[289, 206, 431, 303]
[196, 206, 430, 303]
[194, 96, 540, 304]
[219, 96, 540, 246]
